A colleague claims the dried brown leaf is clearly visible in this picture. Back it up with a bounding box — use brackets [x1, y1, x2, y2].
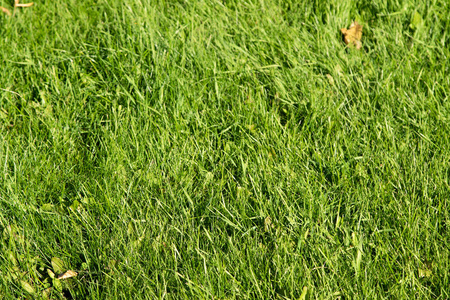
[341, 21, 363, 49]
[57, 270, 78, 280]
[16, 3, 34, 7]
[14, 0, 34, 8]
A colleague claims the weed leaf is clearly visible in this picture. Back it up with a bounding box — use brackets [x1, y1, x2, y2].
[51, 257, 65, 274]
[20, 280, 35, 294]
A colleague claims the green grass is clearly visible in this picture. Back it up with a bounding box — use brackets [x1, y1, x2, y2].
[1, 0, 449, 298]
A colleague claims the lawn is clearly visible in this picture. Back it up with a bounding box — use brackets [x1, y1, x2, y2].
[1, 0, 449, 298]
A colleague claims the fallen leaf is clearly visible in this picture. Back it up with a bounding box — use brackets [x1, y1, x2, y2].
[341, 21, 363, 49]
[57, 270, 78, 280]
[1, 6, 11, 15]
[14, 0, 34, 7]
